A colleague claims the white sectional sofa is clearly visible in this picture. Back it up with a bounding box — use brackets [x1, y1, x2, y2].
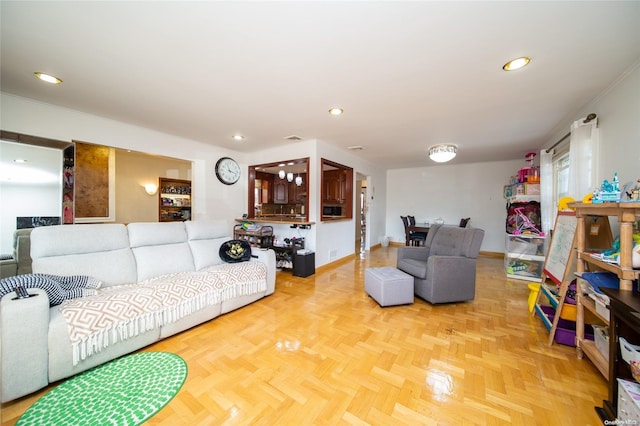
[0, 220, 276, 402]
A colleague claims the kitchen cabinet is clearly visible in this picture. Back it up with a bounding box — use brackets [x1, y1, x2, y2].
[323, 169, 346, 204]
[289, 173, 307, 203]
[255, 172, 273, 204]
[159, 178, 191, 222]
[320, 158, 353, 222]
[274, 181, 288, 204]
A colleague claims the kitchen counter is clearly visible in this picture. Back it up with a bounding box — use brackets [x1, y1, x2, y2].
[236, 216, 315, 225]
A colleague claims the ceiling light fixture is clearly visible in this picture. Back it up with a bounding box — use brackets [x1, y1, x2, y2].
[34, 72, 63, 84]
[232, 134, 245, 141]
[278, 170, 285, 179]
[502, 57, 531, 71]
[287, 172, 294, 183]
[295, 174, 302, 186]
[328, 108, 344, 116]
[428, 144, 457, 163]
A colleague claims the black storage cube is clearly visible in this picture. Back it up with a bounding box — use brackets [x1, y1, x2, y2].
[293, 251, 315, 278]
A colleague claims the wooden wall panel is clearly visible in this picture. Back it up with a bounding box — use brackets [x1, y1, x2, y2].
[74, 142, 109, 218]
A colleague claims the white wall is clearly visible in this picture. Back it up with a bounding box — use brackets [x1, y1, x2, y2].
[0, 94, 249, 224]
[386, 159, 523, 253]
[314, 140, 387, 266]
[590, 62, 640, 187]
[0, 94, 388, 268]
[0, 142, 62, 253]
[3, 58, 637, 262]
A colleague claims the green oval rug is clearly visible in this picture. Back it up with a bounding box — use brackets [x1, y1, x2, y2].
[17, 351, 187, 426]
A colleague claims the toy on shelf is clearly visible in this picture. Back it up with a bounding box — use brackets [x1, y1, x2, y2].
[558, 196, 576, 211]
[512, 207, 545, 236]
[592, 172, 621, 203]
[621, 179, 640, 202]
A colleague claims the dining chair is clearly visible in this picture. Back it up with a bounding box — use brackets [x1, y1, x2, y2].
[401, 216, 427, 246]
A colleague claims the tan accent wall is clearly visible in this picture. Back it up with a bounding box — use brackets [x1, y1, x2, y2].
[115, 150, 191, 224]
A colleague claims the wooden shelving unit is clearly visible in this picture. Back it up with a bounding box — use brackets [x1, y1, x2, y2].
[159, 178, 191, 222]
[572, 202, 640, 388]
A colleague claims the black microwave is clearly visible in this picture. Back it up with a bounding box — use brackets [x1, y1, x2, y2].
[323, 205, 342, 216]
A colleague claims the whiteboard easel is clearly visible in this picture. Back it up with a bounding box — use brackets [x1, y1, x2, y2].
[534, 211, 578, 345]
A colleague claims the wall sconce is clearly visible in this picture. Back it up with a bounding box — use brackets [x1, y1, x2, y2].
[144, 183, 158, 195]
[287, 172, 294, 183]
[428, 144, 457, 163]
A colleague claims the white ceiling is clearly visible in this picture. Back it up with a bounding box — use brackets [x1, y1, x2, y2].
[1, 1, 639, 169]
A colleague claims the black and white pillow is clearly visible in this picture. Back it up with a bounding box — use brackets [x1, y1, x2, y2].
[0, 274, 102, 306]
[219, 239, 252, 263]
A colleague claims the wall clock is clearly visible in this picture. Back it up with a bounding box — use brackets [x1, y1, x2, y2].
[215, 157, 241, 185]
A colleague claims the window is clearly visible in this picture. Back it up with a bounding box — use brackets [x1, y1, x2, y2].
[554, 153, 570, 203]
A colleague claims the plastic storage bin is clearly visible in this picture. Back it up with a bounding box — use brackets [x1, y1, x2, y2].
[592, 325, 609, 362]
[540, 305, 594, 346]
[620, 337, 640, 364]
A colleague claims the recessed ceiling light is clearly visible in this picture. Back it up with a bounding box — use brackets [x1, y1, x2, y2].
[502, 57, 531, 71]
[34, 72, 63, 84]
[328, 108, 344, 116]
[14, 158, 27, 163]
[232, 134, 245, 141]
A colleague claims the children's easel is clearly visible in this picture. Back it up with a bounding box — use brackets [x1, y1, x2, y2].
[533, 211, 578, 346]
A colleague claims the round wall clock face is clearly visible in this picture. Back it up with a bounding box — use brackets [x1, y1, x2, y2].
[215, 157, 241, 185]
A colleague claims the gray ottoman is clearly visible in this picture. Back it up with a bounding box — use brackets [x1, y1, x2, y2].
[365, 266, 414, 307]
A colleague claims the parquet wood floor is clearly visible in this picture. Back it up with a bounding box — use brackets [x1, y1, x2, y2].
[1, 247, 607, 425]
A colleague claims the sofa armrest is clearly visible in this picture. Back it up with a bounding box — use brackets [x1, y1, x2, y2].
[251, 247, 277, 295]
[1, 288, 49, 402]
[16, 234, 33, 275]
[0, 259, 18, 279]
[424, 255, 477, 303]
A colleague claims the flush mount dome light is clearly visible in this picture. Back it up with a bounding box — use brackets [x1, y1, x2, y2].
[502, 57, 531, 71]
[232, 134, 245, 141]
[428, 144, 457, 163]
[328, 107, 344, 116]
[34, 72, 63, 84]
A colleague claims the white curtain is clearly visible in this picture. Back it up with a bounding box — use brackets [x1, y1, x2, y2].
[568, 117, 599, 200]
[539, 149, 554, 233]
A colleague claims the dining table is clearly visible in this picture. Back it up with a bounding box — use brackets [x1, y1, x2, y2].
[406, 223, 430, 246]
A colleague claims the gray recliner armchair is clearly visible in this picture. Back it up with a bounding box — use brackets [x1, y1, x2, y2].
[396, 224, 484, 304]
[0, 229, 33, 278]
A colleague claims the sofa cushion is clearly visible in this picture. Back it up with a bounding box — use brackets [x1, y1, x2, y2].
[30, 224, 137, 287]
[397, 258, 428, 280]
[185, 220, 229, 269]
[430, 226, 483, 258]
[127, 222, 195, 282]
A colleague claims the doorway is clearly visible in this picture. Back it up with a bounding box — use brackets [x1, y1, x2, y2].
[355, 173, 368, 255]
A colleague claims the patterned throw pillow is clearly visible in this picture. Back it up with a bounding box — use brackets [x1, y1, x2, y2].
[0, 274, 102, 306]
[219, 240, 252, 263]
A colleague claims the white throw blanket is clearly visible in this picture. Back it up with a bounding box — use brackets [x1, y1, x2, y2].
[59, 262, 267, 365]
